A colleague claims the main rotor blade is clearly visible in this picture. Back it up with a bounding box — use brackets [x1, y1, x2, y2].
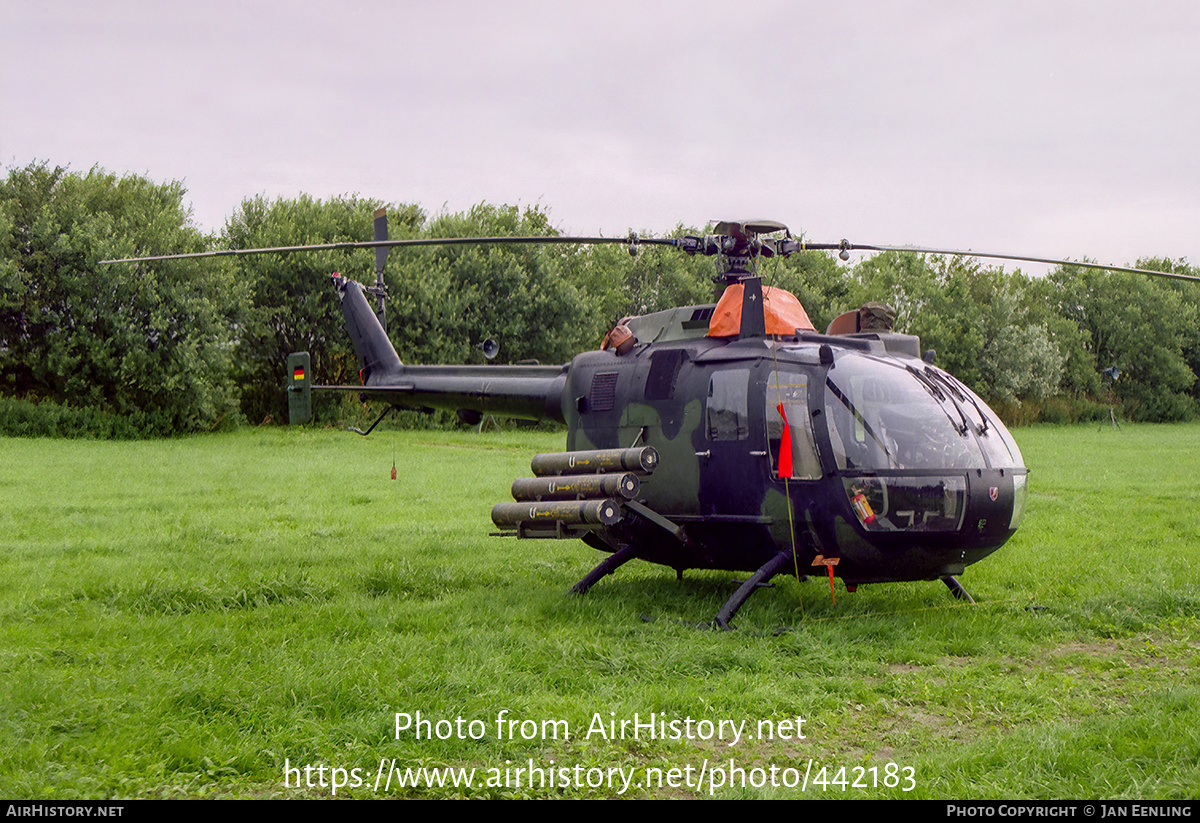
[98, 230, 1199, 283]
[839, 242, 1200, 283]
[99, 235, 681, 265]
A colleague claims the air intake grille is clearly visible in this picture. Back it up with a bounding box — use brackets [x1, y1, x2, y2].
[589, 372, 619, 412]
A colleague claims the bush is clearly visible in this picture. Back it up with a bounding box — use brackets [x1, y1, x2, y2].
[0, 162, 242, 436]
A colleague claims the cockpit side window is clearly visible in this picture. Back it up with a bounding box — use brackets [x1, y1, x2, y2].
[706, 368, 749, 441]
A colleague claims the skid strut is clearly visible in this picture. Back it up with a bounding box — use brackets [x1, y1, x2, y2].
[714, 551, 796, 629]
[942, 575, 975, 604]
[571, 543, 641, 595]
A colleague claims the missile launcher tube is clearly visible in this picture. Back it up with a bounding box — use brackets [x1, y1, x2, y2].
[510, 473, 640, 502]
[491, 499, 623, 529]
[530, 446, 659, 476]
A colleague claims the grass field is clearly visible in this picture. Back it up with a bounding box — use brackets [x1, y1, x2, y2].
[2, 422, 1198, 799]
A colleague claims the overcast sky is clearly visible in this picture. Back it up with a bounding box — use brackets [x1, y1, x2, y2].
[3, 1, 1197, 275]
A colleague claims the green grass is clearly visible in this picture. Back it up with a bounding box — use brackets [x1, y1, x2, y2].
[2, 422, 1198, 798]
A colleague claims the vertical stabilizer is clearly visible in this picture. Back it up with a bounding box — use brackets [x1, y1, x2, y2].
[333, 274, 403, 384]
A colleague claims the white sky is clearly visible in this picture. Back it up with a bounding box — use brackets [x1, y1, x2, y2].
[3, 0, 1198, 274]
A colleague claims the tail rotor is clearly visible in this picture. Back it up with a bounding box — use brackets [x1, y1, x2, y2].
[372, 208, 389, 329]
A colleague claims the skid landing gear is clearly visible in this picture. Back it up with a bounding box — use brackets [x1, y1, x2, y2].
[714, 551, 796, 630]
[942, 575, 975, 604]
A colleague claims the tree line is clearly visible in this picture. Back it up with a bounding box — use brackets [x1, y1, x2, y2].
[2, 161, 1197, 437]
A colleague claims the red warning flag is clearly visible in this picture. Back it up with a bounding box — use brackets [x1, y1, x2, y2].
[776, 403, 793, 479]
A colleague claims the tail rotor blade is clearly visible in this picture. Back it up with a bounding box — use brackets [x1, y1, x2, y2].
[373, 208, 389, 278]
[373, 208, 388, 329]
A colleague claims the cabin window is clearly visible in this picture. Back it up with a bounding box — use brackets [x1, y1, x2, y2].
[765, 371, 821, 479]
[706, 369, 749, 441]
[645, 349, 687, 401]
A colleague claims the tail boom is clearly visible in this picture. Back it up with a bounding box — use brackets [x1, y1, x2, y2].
[327, 274, 566, 422]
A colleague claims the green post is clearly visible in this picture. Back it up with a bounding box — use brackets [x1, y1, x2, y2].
[287, 352, 312, 425]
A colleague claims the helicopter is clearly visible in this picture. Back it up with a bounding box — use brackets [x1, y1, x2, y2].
[102, 216, 1200, 627]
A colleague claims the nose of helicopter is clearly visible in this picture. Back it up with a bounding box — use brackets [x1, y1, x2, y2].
[816, 350, 1028, 583]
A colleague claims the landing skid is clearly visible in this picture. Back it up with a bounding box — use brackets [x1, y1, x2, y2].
[572, 557, 975, 625]
[571, 544, 797, 630]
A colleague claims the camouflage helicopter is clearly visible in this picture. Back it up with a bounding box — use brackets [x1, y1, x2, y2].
[103, 216, 1199, 627]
